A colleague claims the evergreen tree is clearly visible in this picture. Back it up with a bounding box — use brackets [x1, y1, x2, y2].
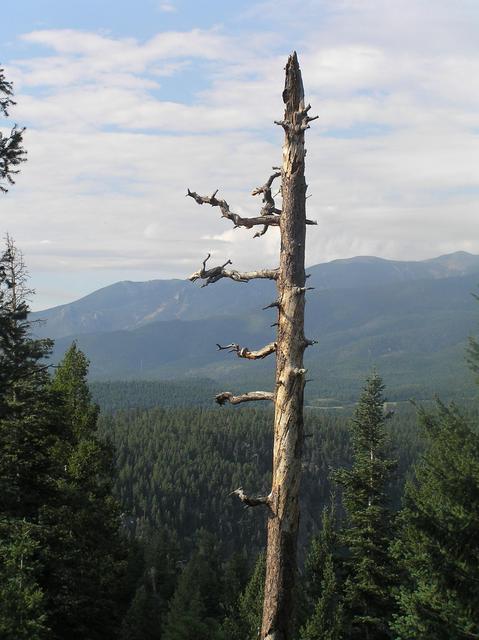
[41, 342, 127, 640]
[0, 66, 26, 192]
[120, 584, 163, 640]
[333, 372, 396, 640]
[0, 518, 47, 640]
[467, 297, 479, 381]
[162, 531, 224, 640]
[392, 403, 479, 639]
[220, 551, 266, 640]
[120, 525, 180, 640]
[0, 237, 58, 636]
[221, 550, 249, 621]
[0, 236, 58, 518]
[0, 238, 132, 638]
[237, 550, 266, 639]
[300, 501, 343, 640]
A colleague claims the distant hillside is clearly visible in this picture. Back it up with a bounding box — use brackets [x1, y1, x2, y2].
[32, 251, 479, 339]
[38, 252, 479, 403]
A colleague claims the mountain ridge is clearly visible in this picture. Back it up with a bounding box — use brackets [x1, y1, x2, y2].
[32, 251, 479, 340]
[34, 253, 479, 402]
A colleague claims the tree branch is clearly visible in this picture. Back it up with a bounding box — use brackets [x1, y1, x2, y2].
[230, 487, 272, 508]
[274, 102, 319, 134]
[189, 253, 278, 287]
[216, 341, 277, 360]
[252, 169, 281, 211]
[215, 391, 274, 406]
[0, 125, 26, 193]
[187, 188, 317, 230]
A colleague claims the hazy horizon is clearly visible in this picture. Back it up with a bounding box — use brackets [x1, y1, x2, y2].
[31, 247, 479, 312]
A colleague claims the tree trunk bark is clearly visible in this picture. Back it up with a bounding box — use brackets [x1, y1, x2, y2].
[261, 52, 308, 640]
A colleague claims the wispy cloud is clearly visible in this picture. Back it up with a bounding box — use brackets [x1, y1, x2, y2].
[2, 0, 479, 309]
[158, 1, 177, 12]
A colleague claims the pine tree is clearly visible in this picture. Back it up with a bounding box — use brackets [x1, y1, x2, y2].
[0, 236, 58, 518]
[392, 403, 479, 639]
[0, 518, 47, 640]
[221, 550, 249, 621]
[120, 584, 163, 640]
[467, 296, 479, 382]
[42, 342, 127, 640]
[300, 502, 343, 640]
[162, 532, 224, 640]
[333, 372, 396, 640]
[220, 551, 266, 640]
[120, 526, 180, 640]
[0, 237, 57, 637]
[0, 66, 26, 192]
[0, 239, 128, 638]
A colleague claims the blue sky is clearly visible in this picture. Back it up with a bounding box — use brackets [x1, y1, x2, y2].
[2, 1, 479, 309]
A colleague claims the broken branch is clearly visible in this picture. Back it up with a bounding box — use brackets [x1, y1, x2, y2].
[251, 170, 281, 197]
[274, 101, 319, 135]
[263, 300, 280, 311]
[187, 188, 317, 230]
[251, 169, 282, 225]
[215, 391, 274, 406]
[189, 254, 278, 287]
[230, 487, 271, 508]
[216, 341, 277, 360]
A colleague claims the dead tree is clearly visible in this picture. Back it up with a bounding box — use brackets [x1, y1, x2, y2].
[187, 52, 317, 640]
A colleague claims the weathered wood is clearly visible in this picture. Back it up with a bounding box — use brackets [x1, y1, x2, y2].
[187, 188, 317, 230]
[216, 341, 277, 360]
[230, 487, 272, 508]
[214, 391, 274, 406]
[261, 51, 312, 640]
[187, 51, 316, 640]
[189, 253, 278, 287]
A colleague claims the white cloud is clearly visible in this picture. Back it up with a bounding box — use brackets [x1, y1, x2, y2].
[3, 1, 479, 309]
[158, 2, 177, 12]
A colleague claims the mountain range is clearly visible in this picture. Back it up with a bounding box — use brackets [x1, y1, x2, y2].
[32, 251, 479, 402]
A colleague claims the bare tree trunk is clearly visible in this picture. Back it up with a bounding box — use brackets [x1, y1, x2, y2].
[261, 51, 311, 640]
[187, 51, 316, 640]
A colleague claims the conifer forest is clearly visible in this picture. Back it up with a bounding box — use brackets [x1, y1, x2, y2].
[2, 6, 479, 639]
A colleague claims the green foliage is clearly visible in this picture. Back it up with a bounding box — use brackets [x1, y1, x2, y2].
[0, 238, 57, 636]
[392, 403, 479, 639]
[221, 551, 265, 640]
[0, 67, 26, 192]
[333, 372, 397, 639]
[0, 518, 47, 640]
[300, 502, 343, 640]
[99, 405, 365, 556]
[90, 379, 220, 412]
[50, 342, 99, 437]
[236, 551, 265, 639]
[120, 584, 163, 640]
[0, 237, 59, 519]
[467, 294, 479, 381]
[120, 525, 181, 640]
[221, 550, 249, 621]
[0, 245, 129, 640]
[301, 555, 343, 640]
[43, 342, 127, 640]
[162, 532, 224, 640]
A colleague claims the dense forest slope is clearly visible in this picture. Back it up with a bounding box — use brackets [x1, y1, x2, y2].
[33, 252, 479, 401]
[98, 405, 422, 557]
